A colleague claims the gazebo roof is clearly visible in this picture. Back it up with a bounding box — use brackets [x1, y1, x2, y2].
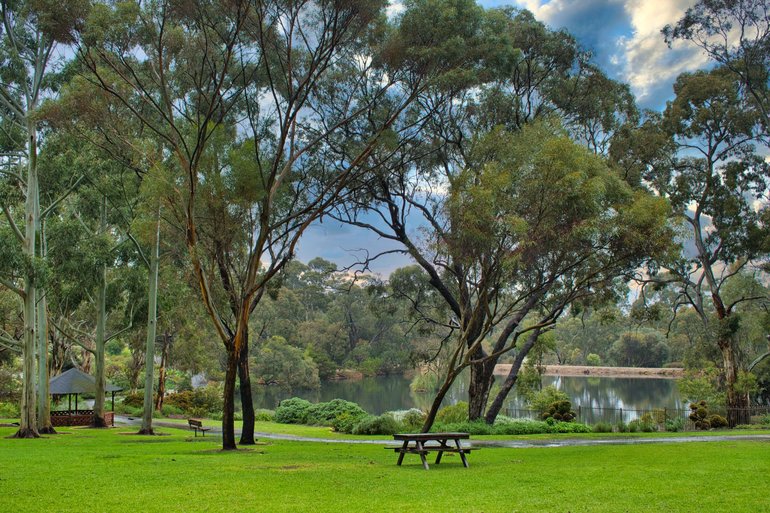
[49, 367, 123, 395]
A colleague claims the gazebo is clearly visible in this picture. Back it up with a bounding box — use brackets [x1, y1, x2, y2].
[49, 368, 123, 427]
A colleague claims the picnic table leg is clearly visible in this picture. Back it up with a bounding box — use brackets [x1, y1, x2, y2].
[454, 439, 469, 468]
[416, 441, 430, 470]
[396, 440, 408, 466]
[435, 440, 446, 464]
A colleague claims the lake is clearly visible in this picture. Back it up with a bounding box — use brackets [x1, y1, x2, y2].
[252, 372, 684, 422]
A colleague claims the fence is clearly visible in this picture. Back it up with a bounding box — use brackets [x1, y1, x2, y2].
[504, 405, 770, 431]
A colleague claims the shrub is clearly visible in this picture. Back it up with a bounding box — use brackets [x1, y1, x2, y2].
[541, 400, 576, 422]
[160, 404, 184, 417]
[254, 409, 275, 422]
[306, 399, 367, 428]
[352, 414, 402, 435]
[431, 418, 591, 436]
[665, 417, 684, 432]
[586, 353, 602, 366]
[592, 422, 613, 433]
[388, 409, 425, 432]
[616, 421, 629, 433]
[274, 397, 312, 424]
[529, 386, 569, 415]
[689, 400, 715, 430]
[707, 414, 728, 429]
[163, 384, 224, 418]
[628, 418, 655, 432]
[435, 401, 468, 424]
[0, 401, 19, 418]
[121, 393, 144, 408]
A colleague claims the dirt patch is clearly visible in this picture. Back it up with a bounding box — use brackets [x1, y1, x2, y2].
[493, 364, 684, 379]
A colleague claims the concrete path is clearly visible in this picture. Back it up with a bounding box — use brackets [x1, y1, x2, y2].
[114, 415, 770, 448]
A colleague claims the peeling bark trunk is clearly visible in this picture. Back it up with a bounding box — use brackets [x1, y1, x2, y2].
[92, 263, 108, 428]
[139, 213, 161, 435]
[719, 337, 750, 427]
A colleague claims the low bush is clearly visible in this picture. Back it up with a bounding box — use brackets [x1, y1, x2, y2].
[0, 401, 19, 418]
[352, 414, 401, 435]
[306, 399, 367, 428]
[121, 393, 144, 408]
[628, 418, 656, 432]
[164, 384, 224, 418]
[160, 404, 184, 417]
[707, 414, 728, 429]
[433, 418, 592, 436]
[274, 398, 312, 424]
[435, 402, 468, 424]
[592, 422, 613, 433]
[389, 409, 425, 432]
[665, 417, 684, 432]
[541, 400, 576, 422]
[254, 409, 275, 422]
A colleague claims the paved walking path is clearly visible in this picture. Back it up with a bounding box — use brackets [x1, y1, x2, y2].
[115, 416, 770, 448]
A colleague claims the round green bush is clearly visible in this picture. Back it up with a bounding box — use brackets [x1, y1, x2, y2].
[274, 397, 312, 424]
[707, 414, 728, 428]
[305, 399, 367, 427]
[352, 414, 402, 435]
[436, 401, 468, 424]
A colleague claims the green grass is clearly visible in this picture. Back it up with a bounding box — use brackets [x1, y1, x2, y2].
[2, 425, 769, 512]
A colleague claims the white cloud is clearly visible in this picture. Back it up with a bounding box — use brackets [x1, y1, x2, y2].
[620, 0, 708, 105]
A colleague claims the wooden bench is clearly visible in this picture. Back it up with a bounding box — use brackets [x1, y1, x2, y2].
[188, 418, 211, 437]
[389, 432, 471, 470]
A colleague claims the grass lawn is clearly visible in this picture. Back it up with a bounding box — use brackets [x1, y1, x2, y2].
[2, 425, 769, 512]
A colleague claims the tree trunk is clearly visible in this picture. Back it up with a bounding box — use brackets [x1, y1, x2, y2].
[420, 371, 460, 432]
[92, 263, 108, 428]
[139, 213, 161, 435]
[15, 127, 39, 439]
[222, 348, 239, 450]
[468, 354, 495, 421]
[484, 330, 540, 424]
[719, 337, 750, 427]
[155, 334, 170, 411]
[238, 331, 255, 445]
[36, 205, 54, 434]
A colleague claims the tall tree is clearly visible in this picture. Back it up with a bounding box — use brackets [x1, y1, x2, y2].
[76, 0, 474, 449]
[629, 67, 769, 426]
[0, 0, 87, 437]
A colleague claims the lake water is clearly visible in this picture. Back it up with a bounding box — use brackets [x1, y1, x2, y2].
[252, 373, 684, 422]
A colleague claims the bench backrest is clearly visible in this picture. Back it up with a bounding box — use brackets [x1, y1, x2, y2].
[188, 419, 203, 428]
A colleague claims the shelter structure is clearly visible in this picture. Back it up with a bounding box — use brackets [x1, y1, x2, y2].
[49, 368, 123, 427]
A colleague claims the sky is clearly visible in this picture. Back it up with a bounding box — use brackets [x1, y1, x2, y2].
[296, 0, 709, 275]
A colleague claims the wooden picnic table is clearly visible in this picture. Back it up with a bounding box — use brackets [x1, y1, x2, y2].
[390, 432, 471, 470]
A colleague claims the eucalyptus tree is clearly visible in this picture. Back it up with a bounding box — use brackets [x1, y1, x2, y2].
[76, 0, 478, 449]
[0, 0, 89, 437]
[664, 0, 770, 131]
[334, 7, 665, 428]
[626, 67, 769, 426]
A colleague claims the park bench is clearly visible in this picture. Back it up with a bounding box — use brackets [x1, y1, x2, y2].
[389, 432, 471, 470]
[188, 418, 211, 437]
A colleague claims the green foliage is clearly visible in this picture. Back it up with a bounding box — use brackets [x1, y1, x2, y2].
[351, 414, 401, 435]
[592, 422, 613, 433]
[252, 336, 320, 391]
[274, 398, 312, 424]
[610, 331, 670, 367]
[435, 401, 469, 424]
[586, 353, 602, 366]
[121, 393, 144, 408]
[0, 401, 19, 418]
[541, 400, 576, 422]
[528, 386, 569, 415]
[306, 399, 368, 427]
[665, 417, 685, 432]
[688, 400, 728, 430]
[160, 404, 184, 417]
[679, 368, 725, 407]
[254, 409, 275, 422]
[707, 414, 728, 429]
[409, 372, 440, 393]
[164, 384, 224, 418]
[434, 419, 592, 435]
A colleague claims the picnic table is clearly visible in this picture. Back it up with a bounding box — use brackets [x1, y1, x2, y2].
[390, 432, 471, 470]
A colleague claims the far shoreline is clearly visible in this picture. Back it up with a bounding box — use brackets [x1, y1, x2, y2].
[493, 364, 684, 379]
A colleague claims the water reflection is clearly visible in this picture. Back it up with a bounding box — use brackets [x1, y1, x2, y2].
[252, 373, 683, 418]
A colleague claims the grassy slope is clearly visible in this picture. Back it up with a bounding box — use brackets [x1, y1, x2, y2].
[2, 425, 770, 512]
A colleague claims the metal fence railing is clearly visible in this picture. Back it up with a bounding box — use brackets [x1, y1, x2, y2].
[504, 405, 770, 431]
